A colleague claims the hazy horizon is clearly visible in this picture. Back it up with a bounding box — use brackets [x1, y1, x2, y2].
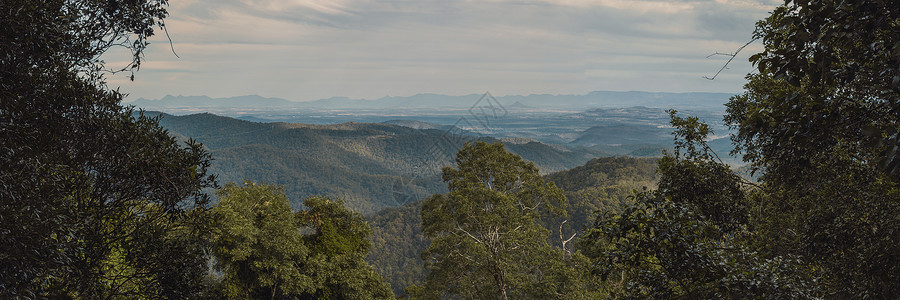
[124, 89, 739, 103]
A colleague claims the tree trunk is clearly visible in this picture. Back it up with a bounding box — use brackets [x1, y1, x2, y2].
[493, 270, 508, 300]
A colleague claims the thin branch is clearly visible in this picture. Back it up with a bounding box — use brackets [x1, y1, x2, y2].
[456, 226, 483, 244]
[706, 52, 735, 58]
[162, 24, 180, 58]
[702, 143, 725, 165]
[559, 220, 576, 255]
[703, 39, 756, 80]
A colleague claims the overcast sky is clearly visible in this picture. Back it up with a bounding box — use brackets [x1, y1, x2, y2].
[108, 0, 780, 102]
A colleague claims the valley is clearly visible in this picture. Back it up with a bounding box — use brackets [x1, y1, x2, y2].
[141, 92, 744, 295]
[146, 93, 739, 213]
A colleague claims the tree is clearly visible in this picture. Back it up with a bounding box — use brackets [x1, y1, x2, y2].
[581, 191, 817, 299]
[578, 112, 818, 298]
[543, 157, 659, 245]
[1, 0, 217, 297]
[579, 1, 900, 296]
[419, 141, 594, 299]
[725, 0, 900, 296]
[211, 182, 312, 299]
[210, 182, 393, 299]
[297, 196, 394, 299]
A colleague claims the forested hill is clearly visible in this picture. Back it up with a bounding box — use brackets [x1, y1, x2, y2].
[147, 111, 608, 213]
[366, 156, 659, 295]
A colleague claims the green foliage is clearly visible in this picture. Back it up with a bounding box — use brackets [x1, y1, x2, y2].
[660, 111, 748, 233]
[740, 0, 900, 178]
[727, 74, 900, 297]
[579, 2, 900, 297]
[723, 0, 900, 296]
[366, 201, 428, 296]
[419, 141, 597, 299]
[1, 0, 217, 297]
[581, 191, 816, 299]
[1, 0, 167, 79]
[152, 112, 604, 213]
[545, 157, 658, 242]
[657, 155, 747, 233]
[210, 182, 393, 299]
[366, 156, 658, 297]
[751, 0, 899, 131]
[297, 196, 395, 299]
[579, 112, 819, 298]
[211, 182, 312, 299]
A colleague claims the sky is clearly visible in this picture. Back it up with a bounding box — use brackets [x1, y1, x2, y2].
[107, 0, 781, 102]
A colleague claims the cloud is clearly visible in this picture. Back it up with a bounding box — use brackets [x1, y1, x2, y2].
[109, 0, 779, 101]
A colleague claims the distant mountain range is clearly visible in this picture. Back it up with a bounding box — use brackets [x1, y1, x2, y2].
[128, 91, 735, 111]
[133, 95, 296, 107]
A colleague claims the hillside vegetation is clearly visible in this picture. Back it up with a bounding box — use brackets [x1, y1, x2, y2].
[151, 112, 607, 213]
[366, 156, 658, 295]
[5, 0, 899, 298]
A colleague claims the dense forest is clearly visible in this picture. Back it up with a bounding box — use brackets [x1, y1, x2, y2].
[3, 0, 899, 299]
[366, 156, 658, 295]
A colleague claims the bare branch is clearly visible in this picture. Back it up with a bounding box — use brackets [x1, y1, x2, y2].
[162, 23, 180, 59]
[706, 52, 735, 58]
[456, 225, 483, 244]
[558, 220, 576, 255]
[703, 39, 757, 80]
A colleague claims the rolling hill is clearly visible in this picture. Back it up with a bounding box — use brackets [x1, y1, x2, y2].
[148, 112, 609, 213]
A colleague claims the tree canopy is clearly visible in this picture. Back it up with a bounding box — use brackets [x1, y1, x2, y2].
[5, 0, 900, 298]
[210, 182, 393, 299]
[579, 113, 816, 298]
[725, 0, 900, 296]
[418, 142, 599, 299]
[296, 196, 395, 299]
[577, 1, 900, 297]
[1, 0, 217, 297]
[211, 183, 311, 299]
